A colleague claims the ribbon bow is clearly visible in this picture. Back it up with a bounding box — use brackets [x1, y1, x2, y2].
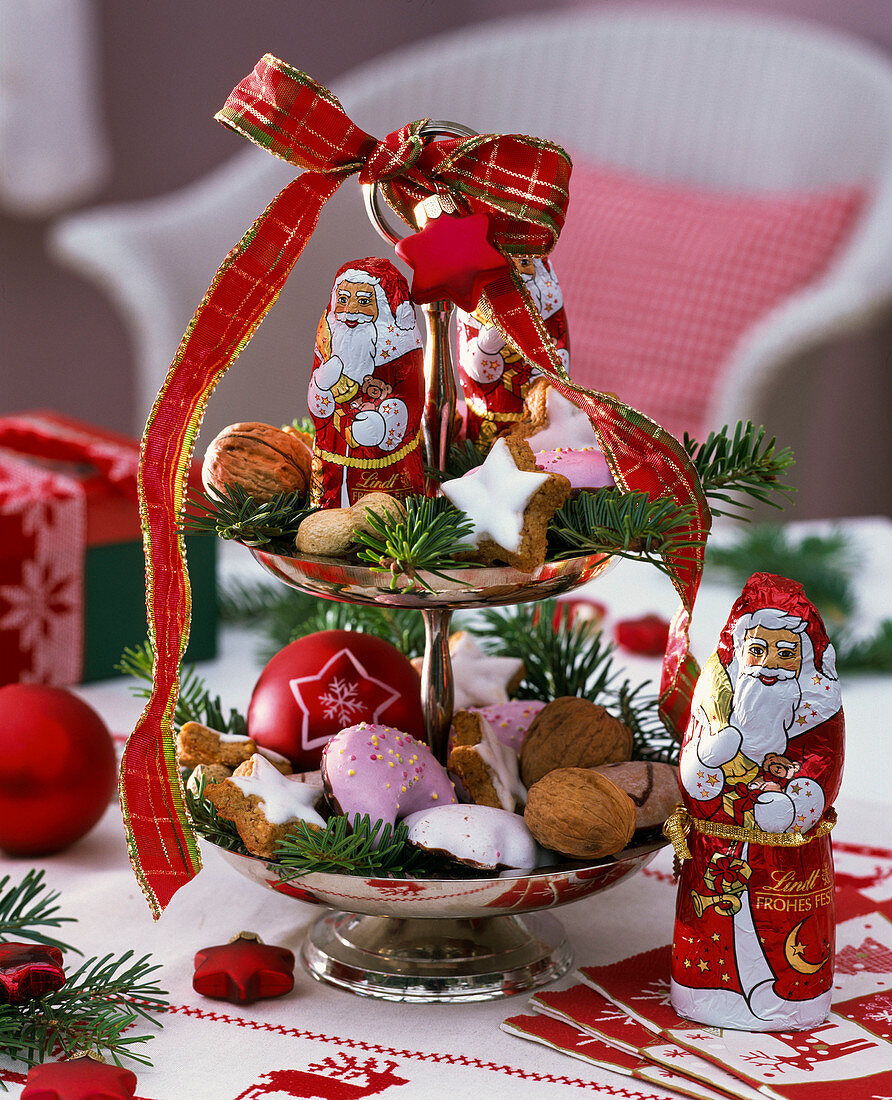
[120, 57, 710, 918]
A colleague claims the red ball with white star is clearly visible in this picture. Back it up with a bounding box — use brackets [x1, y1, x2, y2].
[248, 631, 425, 770]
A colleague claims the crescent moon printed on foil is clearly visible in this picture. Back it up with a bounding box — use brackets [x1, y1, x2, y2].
[784, 920, 829, 975]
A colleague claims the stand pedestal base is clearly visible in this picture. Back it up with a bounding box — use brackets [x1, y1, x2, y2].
[302, 911, 573, 1002]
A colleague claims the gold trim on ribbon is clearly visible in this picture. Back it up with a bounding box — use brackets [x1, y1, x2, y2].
[663, 804, 837, 865]
[316, 427, 422, 469]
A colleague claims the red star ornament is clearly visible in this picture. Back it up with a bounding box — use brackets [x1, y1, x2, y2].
[22, 1056, 137, 1100]
[395, 211, 510, 312]
[192, 932, 294, 1005]
[0, 943, 65, 1005]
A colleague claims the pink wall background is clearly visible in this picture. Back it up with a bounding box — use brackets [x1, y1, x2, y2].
[4, 0, 890, 519]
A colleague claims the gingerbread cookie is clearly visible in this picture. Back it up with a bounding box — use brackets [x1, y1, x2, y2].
[206, 753, 326, 858]
[507, 380, 599, 452]
[465, 700, 545, 754]
[590, 761, 681, 830]
[321, 723, 456, 828]
[440, 438, 570, 572]
[177, 722, 292, 774]
[403, 804, 541, 870]
[448, 710, 526, 812]
[412, 632, 524, 710]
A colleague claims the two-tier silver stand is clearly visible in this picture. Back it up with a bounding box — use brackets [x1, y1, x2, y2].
[217, 130, 665, 1001]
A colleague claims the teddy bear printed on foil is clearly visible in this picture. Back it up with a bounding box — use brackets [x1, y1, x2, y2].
[307, 258, 425, 508]
[669, 572, 843, 1032]
[456, 256, 569, 447]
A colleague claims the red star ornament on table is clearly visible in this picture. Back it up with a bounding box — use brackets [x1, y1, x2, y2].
[0, 943, 65, 1005]
[193, 932, 294, 1005]
[21, 1054, 137, 1100]
[395, 202, 510, 312]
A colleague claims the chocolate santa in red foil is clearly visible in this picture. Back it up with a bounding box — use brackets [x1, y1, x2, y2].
[307, 258, 425, 507]
[667, 573, 843, 1031]
[456, 256, 569, 447]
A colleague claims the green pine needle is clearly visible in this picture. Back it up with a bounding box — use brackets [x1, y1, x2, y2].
[275, 815, 425, 878]
[548, 489, 702, 576]
[469, 601, 679, 762]
[2, 951, 167, 1069]
[354, 495, 481, 590]
[116, 641, 247, 734]
[685, 420, 795, 518]
[182, 483, 315, 553]
[183, 771, 249, 855]
[0, 870, 78, 954]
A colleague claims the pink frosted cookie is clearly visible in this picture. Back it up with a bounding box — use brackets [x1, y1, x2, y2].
[466, 699, 546, 754]
[402, 804, 540, 870]
[321, 722, 456, 827]
[534, 447, 614, 492]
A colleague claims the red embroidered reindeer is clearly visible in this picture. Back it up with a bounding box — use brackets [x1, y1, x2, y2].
[233, 1053, 409, 1099]
[741, 1025, 876, 1073]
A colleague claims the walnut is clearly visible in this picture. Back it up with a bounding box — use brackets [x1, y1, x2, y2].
[202, 422, 312, 501]
[519, 696, 633, 787]
[524, 768, 636, 858]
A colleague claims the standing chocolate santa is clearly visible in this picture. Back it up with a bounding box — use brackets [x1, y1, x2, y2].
[307, 257, 425, 508]
[456, 256, 569, 447]
[667, 573, 843, 1031]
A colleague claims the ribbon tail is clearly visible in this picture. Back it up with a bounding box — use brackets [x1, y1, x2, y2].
[479, 268, 710, 738]
[119, 170, 342, 918]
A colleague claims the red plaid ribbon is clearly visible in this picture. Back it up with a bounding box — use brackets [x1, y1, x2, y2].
[121, 55, 710, 916]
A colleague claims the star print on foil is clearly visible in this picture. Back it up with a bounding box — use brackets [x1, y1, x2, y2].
[395, 211, 510, 312]
[289, 648, 401, 751]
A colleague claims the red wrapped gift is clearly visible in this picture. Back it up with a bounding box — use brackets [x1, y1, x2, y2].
[0, 412, 217, 685]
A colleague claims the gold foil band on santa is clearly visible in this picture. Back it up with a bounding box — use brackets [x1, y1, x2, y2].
[315, 427, 423, 469]
[663, 804, 837, 863]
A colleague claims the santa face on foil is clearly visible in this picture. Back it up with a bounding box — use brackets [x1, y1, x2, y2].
[307, 257, 424, 508]
[456, 255, 570, 446]
[671, 573, 844, 1032]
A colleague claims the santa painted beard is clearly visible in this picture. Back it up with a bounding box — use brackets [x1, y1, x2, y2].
[519, 265, 544, 312]
[329, 311, 378, 378]
[730, 663, 802, 762]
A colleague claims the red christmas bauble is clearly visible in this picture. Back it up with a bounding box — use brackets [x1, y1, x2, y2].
[22, 1056, 137, 1099]
[614, 613, 671, 657]
[248, 630, 425, 770]
[193, 933, 294, 1005]
[0, 685, 116, 856]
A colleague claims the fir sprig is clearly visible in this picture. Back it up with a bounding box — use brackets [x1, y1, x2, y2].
[429, 438, 487, 481]
[707, 526, 856, 627]
[116, 641, 247, 734]
[0, 870, 78, 953]
[471, 600, 619, 702]
[354, 495, 481, 590]
[275, 815, 425, 878]
[183, 772, 249, 855]
[218, 579, 429, 662]
[470, 601, 679, 762]
[685, 421, 795, 518]
[182, 483, 315, 553]
[548, 490, 701, 575]
[705, 524, 892, 672]
[3, 952, 167, 1069]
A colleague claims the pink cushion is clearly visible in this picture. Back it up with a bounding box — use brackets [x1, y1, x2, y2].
[553, 161, 865, 441]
